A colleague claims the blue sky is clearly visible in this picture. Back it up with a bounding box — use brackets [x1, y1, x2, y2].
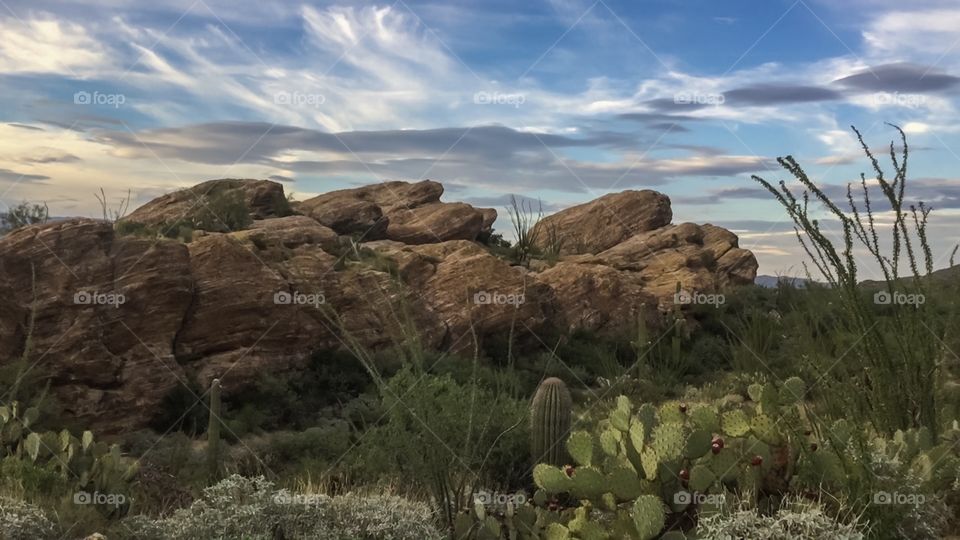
[1, 0, 959, 276]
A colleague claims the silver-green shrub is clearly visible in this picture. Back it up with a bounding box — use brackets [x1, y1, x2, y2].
[698, 503, 865, 540]
[0, 496, 58, 540]
[115, 475, 442, 540]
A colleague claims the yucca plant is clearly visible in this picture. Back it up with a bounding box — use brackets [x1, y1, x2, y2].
[506, 195, 543, 266]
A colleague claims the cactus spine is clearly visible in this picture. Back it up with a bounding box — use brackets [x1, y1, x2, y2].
[207, 378, 222, 480]
[531, 377, 572, 466]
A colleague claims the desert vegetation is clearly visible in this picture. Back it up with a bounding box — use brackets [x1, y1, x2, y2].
[1, 127, 958, 539]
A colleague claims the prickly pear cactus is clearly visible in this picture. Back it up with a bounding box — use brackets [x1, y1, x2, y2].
[0, 400, 138, 515]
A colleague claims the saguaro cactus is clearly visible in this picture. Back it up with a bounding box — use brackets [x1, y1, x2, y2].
[207, 378, 222, 480]
[531, 377, 572, 466]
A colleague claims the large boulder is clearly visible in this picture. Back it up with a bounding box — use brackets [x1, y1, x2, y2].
[386, 202, 486, 244]
[0, 219, 193, 433]
[593, 222, 757, 305]
[535, 262, 659, 335]
[123, 179, 289, 232]
[295, 193, 386, 239]
[297, 180, 496, 244]
[531, 190, 672, 255]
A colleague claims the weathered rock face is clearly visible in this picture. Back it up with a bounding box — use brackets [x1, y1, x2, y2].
[0, 219, 193, 433]
[0, 179, 756, 434]
[535, 262, 659, 336]
[365, 240, 555, 352]
[531, 190, 672, 255]
[123, 179, 289, 231]
[593, 222, 758, 304]
[296, 180, 496, 244]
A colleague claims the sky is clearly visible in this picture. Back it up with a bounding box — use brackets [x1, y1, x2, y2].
[1, 0, 960, 276]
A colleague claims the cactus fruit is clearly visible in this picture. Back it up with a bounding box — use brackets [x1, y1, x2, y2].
[207, 378, 222, 480]
[531, 377, 573, 466]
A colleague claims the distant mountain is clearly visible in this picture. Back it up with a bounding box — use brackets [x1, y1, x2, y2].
[861, 264, 960, 288]
[754, 274, 812, 288]
[757, 265, 959, 290]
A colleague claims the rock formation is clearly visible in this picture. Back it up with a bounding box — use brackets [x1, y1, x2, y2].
[0, 179, 757, 433]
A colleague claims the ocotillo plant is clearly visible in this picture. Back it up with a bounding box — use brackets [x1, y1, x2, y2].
[207, 378, 222, 481]
[530, 377, 572, 466]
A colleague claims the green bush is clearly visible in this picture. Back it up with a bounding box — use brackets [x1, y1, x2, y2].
[0, 202, 48, 233]
[194, 190, 252, 232]
[358, 367, 529, 528]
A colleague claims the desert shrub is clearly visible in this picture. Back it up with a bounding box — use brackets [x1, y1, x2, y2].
[113, 475, 443, 540]
[506, 195, 542, 265]
[698, 503, 865, 539]
[0, 496, 58, 540]
[230, 424, 354, 480]
[833, 435, 958, 539]
[316, 492, 444, 540]
[223, 349, 376, 434]
[358, 367, 529, 529]
[754, 125, 951, 435]
[113, 220, 153, 237]
[148, 380, 208, 435]
[0, 458, 70, 502]
[0, 202, 48, 233]
[194, 190, 252, 232]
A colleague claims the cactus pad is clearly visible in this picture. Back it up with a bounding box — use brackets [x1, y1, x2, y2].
[567, 431, 595, 466]
[722, 410, 750, 437]
[534, 464, 571, 493]
[631, 495, 666, 540]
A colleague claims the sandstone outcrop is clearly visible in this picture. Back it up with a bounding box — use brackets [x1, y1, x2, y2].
[531, 190, 672, 255]
[123, 179, 289, 232]
[0, 179, 756, 433]
[295, 180, 496, 244]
